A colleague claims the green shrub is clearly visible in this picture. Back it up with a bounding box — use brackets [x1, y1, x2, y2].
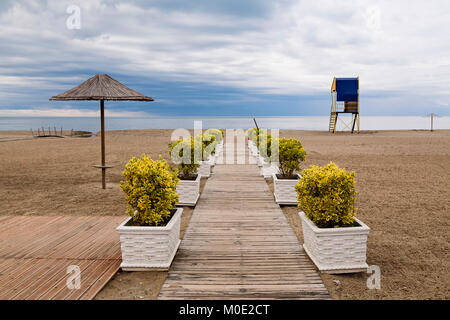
[295, 162, 357, 228]
[247, 128, 266, 148]
[247, 128, 258, 143]
[169, 137, 201, 178]
[205, 129, 224, 143]
[247, 128, 264, 142]
[198, 133, 217, 157]
[120, 154, 179, 226]
[272, 138, 306, 177]
[257, 133, 274, 160]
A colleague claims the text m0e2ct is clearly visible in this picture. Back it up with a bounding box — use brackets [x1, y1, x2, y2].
[223, 304, 270, 315]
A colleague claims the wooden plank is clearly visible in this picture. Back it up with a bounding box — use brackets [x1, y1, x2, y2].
[60, 259, 115, 300]
[78, 259, 121, 300]
[36, 259, 95, 300]
[158, 142, 329, 300]
[0, 216, 123, 300]
[11, 259, 70, 300]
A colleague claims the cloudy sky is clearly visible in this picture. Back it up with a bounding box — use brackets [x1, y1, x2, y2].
[0, 0, 449, 117]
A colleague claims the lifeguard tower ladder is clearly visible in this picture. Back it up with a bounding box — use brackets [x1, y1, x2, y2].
[329, 77, 359, 134]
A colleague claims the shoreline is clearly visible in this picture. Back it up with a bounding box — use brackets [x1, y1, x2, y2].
[1, 115, 449, 132]
[1, 128, 449, 134]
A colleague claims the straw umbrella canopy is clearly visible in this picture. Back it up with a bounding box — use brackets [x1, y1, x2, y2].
[50, 74, 154, 189]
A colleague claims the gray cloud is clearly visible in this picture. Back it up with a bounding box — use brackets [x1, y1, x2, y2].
[0, 0, 449, 115]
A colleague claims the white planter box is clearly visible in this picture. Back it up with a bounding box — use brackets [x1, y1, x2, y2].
[257, 155, 268, 167]
[251, 145, 258, 156]
[198, 161, 211, 178]
[216, 141, 223, 154]
[299, 211, 370, 274]
[247, 141, 255, 153]
[248, 142, 259, 164]
[176, 174, 200, 206]
[261, 163, 279, 178]
[117, 208, 183, 271]
[206, 154, 216, 166]
[273, 173, 301, 205]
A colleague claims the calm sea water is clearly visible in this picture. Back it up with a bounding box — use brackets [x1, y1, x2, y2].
[0, 116, 449, 132]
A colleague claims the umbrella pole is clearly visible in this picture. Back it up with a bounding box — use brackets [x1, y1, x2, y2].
[100, 100, 106, 189]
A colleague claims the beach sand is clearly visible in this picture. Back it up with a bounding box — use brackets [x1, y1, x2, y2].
[0, 129, 448, 299]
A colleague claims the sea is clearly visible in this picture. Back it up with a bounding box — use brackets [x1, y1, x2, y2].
[0, 116, 449, 132]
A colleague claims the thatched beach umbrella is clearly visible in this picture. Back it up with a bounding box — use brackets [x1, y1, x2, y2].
[50, 74, 154, 189]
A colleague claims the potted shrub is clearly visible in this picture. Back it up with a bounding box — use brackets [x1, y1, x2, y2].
[258, 133, 279, 178]
[272, 138, 306, 205]
[195, 132, 217, 168]
[296, 162, 370, 273]
[198, 160, 212, 178]
[169, 137, 201, 206]
[205, 128, 224, 151]
[257, 132, 268, 167]
[249, 141, 258, 159]
[217, 129, 225, 155]
[117, 154, 182, 271]
[248, 127, 264, 146]
[247, 128, 258, 146]
[205, 129, 224, 164]
[196, 134, 213, 177]
[247, 128, 264, 159]
[202, 133, 217, 166]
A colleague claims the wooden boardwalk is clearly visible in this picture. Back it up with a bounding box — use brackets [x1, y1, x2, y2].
[0, 215, 124, 300]
[159, 156, 330, 299]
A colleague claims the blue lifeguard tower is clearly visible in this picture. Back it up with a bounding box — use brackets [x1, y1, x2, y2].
[329, 77, 359, 133]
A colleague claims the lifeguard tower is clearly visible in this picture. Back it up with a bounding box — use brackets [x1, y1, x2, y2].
[329, 77, 359, 133]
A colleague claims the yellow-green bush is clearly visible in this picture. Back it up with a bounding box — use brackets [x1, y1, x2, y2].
[295, 162, 357, 228]
[198, 133, 217, 157]
[247, 128, 258, 143]
[274, 138, 306, 177]
[247, 128, 266, 146]
[257, 133, 274, 160]
[120, 154, 179, 226]
[205, 129, 224, 143]
[247, 128, 256, 136]
[169, 137, 201, 177]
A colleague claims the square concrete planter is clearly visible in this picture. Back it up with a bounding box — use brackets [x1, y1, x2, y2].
[176, 174, 200, 206]
[299, 211, 370, 274]
[257, 155, 267, 167]
[261, 163, 279, 178]
[117, 208, 183, 271]
[248, 141, 258, 155]
[198, 161, 211, 178]
[273, 173, 301, 205]
[251, 145, 258, 156]
[216, 141, 223, 154]
[247, 142, 256, 158]
[206, 154, 216, 166]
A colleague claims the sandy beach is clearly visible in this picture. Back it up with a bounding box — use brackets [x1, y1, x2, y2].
[0, 129, 449, 300]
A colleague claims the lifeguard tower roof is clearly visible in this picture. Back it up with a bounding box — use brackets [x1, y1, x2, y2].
[331, 77, 358, 102]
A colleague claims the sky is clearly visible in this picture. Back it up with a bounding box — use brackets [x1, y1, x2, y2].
[0, 0, 449, 117]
